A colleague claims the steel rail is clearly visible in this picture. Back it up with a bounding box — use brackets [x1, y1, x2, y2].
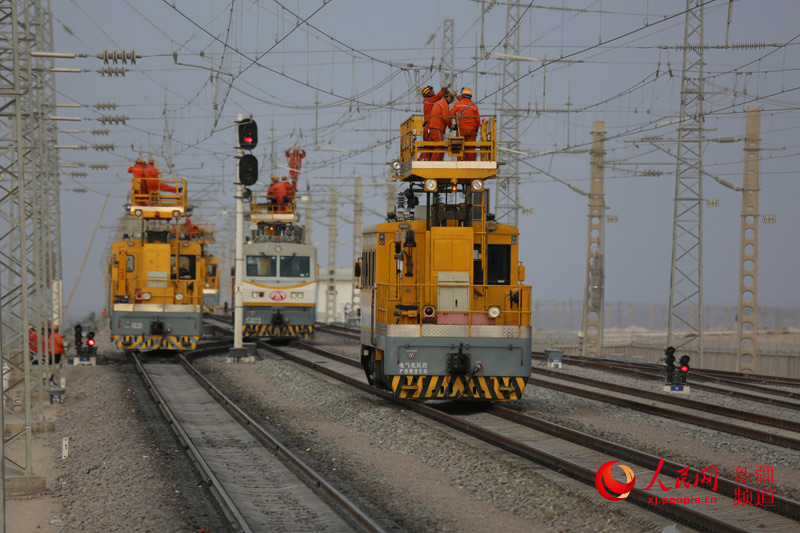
[537, 354, 800, 410]
[531, 367, 800, 433]
[260, 342, 794, 532]
[527, 374, 800, 450]
[131, 353, 252, 533]
[179, 351, 385, 533]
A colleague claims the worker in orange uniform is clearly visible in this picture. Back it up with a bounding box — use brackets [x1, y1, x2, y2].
[28, 325, 40, 363]
[144, 157, 178, 196]
[451, 88, 481, 161]
[285, 147, 306, 180]
[278, 176, 295, 211]
[51, 325, 65, 367]
[267, 175, 282, 211]
[420, 85, 448, 161]
[128, 158, 147, 204]
[428, 91, 455, 162]
[183, 218, 201, 237]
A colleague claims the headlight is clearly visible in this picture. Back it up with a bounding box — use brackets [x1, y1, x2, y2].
[175, 293, 183, 301]
[142, 292, 151, 300]
[488, 306, 501, 318]
[134, 209, 142, 217]
[424, 179, 437, 192]
[471, 180, 484, 191]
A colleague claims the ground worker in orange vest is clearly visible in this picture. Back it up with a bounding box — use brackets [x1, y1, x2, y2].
[128, 158, 147, 204]
[420, 85, 448, 161]
[285, 147, 306, 180]
[451, 88, 481, 161]
[428, 91, 455, 161]
[144, 157, 178, 195]
[28, 325, 39, 362]
[50, 325, 65, 366]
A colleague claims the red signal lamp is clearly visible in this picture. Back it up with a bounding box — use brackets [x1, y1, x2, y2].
[87, 338, 96, 347]
[244, 135, 253, 144]
[680, 365, 689, 372]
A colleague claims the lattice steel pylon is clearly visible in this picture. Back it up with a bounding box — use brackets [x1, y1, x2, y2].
[440, 19, 454, 87]
[494, 3, 522, 226]
[667, 0, 706, 365]
[1, 0, 42, 496]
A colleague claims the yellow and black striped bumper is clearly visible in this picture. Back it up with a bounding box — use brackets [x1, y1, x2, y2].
[202, 305, 218, 314]
[113, 334, 198, 351]
[390, 375, 526, 401]
[242, 324, 313, 338]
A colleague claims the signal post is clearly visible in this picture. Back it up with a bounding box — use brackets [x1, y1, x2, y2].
[230, 116, 258, 360]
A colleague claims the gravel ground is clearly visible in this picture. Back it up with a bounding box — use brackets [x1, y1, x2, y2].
[6, 330, 230, 533]
[195, 348, 681, 533]
[316, 332, 800, 502]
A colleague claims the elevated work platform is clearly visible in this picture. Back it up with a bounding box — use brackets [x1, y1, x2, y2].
[129, 177, 188, 219]
[397, 115, 497, 182]
[249, 189, 297, 222]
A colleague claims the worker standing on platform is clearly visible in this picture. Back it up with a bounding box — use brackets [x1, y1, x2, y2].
[128, 158, 147, 202]
[277, 176, 294, 211]
[267, 175, 282, 210]
[451, 88, 481, 161]
[144, 157, 178, 195]
[428, 90, 455, 162]
[420, 85, 448, 161]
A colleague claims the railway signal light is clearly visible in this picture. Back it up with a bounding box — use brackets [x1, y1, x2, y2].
[239, 154, 258, 186]
[664, 346, 676, 384]
[238, 119, 257, 150]
[86, 331, 96, 347]
[675, 355, 690, 385]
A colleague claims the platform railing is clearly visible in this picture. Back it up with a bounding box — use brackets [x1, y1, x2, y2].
[249, 189, 296, 216]
[400, 115, 496, 164]
[131, 177, 187, 208]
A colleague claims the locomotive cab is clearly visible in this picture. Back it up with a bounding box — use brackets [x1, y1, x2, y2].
[358, 116, 532, 401]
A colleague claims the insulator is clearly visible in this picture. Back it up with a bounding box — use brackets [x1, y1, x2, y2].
[395, 192, 406, 208]
[640, 169, 663, 177]
[88, 163, 109, 170]
[72, 188, 87, 193]
[98, 114, 127, 125]
[96, 49, 138, 64]
[90, 128, 110, 136]
[94, 102, 117, 110]
[92, 143, 115, 152]
[69, 171, 87, 178]
[97, 66, 127, 77]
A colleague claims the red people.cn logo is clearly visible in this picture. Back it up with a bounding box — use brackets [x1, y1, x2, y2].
[269, 290, 287, 302]
[595, 460, 636, 501]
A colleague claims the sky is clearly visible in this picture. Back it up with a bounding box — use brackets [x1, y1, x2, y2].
[49, 0, 800, 324]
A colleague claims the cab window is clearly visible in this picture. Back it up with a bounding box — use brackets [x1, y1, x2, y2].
[280, 255, 310, 278]
[487, 244, 510, 285]
[246, 255, 276, 277]
[126, 255, 135, 273]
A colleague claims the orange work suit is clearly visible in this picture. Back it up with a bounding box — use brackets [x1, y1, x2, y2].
[144, 164, 177, 196]
[276, 181, 294, 211]
[286, 150, 306, 179]
[428, 98, 453, 162]
[420, 88, 446, 161]
[128, 164, 147, 204]
[451, 98, 481, 161]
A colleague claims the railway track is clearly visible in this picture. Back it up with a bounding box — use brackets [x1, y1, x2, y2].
[545, 354, 800, 409]
[131, 344, 383, 532]
[255, 340, 800, 532]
